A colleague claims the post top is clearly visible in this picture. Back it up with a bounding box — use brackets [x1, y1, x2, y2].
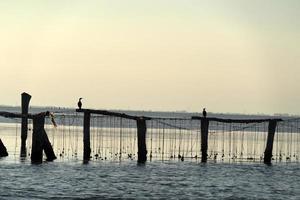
[21, 92, 31, 97]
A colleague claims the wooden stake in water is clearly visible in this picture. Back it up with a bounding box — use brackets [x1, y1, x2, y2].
[83, 111, 91, 163]
[201, 118, 209, 163]
[21, 92, 31, 157]
[31, 112, 57, 163]
[264, 120, 277, 164]
[137, 117, 147, 163]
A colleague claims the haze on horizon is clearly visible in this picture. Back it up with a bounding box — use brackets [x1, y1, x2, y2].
[1, 1, 299, 115]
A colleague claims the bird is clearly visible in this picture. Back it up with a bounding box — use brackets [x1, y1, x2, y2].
[78, 98, 83, 109]
[202, 108, 207, 118]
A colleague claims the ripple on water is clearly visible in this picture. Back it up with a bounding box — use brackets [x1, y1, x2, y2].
[0, 161, 299, 199]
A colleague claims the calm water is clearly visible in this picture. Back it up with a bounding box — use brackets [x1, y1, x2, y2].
[0, 158, 299, 199]
[1, 120, 300, 199]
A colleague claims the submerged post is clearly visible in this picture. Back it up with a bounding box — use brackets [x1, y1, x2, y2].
[201, 118, 209, 163]
[83, 111, 91, 163]
[21, 92, 31, 157]
[264, 120, 277, 164]
[137, 117, 147, 163]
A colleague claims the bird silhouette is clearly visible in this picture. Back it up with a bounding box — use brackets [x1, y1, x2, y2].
[78, 98, 83, 109]
[202, 108, 207, 118]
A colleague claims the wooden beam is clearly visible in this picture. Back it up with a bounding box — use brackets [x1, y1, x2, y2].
[192, 116, 282, 123]
[0, 111, 36, 120]
[0, 111, 27, 119]
[76, 109, 151, 120]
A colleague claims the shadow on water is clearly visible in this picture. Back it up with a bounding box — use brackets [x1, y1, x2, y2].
[20, 156, 27, 163]
[137, 162, 146, 167]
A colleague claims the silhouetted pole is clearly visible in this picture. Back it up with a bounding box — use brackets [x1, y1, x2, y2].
[201, 118, 209, 162]
[264, 120, 277, 164]
[42, 128, 57, 161]
[31, 115, 44, 163]
[21, 92, 31, 157]
[83, 111, 91, 163]
[137, 118, 147, 163]
[0, 139, 8, 157]
[31, 113, 57, 163]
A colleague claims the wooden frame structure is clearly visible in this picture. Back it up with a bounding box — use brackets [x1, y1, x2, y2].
[192, 116, 282, 164]
[0, 93, 286, 165]
[76, 109, 151, 163]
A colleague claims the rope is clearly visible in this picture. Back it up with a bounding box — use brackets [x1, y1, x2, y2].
[153, 119, 190, 130]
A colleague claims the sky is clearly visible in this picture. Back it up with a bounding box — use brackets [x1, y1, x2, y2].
[0, 0, 299, 115]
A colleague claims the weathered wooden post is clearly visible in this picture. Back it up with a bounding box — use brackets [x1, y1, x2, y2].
[0, 139, 8, 157]
[42, 128, 57, 161]
[264, 119, 277, 164]
[83, 111, 91, 163]
[137, 117, 147, 163]
[21, 92, 31, 157]
[31, 114, 44, 163]
[201, 118, 209, 163]
[31, 112, 57, 163]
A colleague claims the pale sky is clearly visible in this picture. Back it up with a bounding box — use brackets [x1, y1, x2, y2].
[0, 1, 299, 115]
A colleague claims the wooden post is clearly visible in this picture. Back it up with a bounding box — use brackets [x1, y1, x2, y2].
[31, 113, 56, 163]
[0, 139, 8, 157]
[42, 129, 57, 161]
[31, 115, 44, 163]
[21, 92, 31, 157]
[201, 118, 209, 163]
[83, 111, 91, 163]
[264, 120, 277, 164]
[137, 118, 147, 163]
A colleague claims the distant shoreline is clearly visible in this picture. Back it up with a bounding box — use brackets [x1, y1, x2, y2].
[0, 105, 297, 122]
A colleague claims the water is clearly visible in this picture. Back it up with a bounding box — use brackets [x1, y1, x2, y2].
[0, 158, 299, 199]
[1, 119, 300, 199]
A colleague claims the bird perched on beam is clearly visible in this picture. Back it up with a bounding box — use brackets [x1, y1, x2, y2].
[202, 108, 207, 118]
[78, 98, 83, 109]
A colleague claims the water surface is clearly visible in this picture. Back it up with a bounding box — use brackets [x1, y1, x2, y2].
[0, 158, 299, 199]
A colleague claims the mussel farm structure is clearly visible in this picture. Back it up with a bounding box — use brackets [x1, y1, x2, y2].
[0, 93, 299, 164]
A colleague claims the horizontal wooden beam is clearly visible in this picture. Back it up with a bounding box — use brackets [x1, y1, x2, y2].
[1, 110, 284, 124]
[76, 109, 151, 120]
[0, 111, 32, 119]
[149, 117, 190, 121]
[191, 116, 282, 123]
[0, 111, 51, 120]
